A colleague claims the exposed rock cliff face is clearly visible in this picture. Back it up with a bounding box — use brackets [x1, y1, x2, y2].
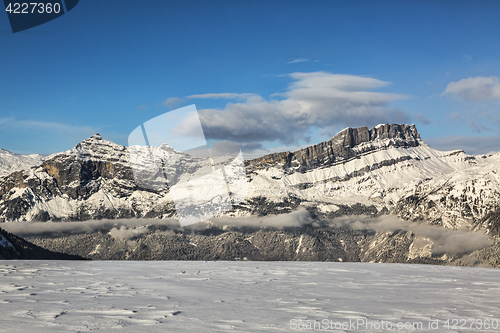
[39, 134, 133, 200]
[247, 124, 421, 172]
[0, 134, 153, 222]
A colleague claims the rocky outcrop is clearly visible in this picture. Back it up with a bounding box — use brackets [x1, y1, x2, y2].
[247, 124, 421, 172]
[0, 134, 177, 222]
[39, 134, 135, 200]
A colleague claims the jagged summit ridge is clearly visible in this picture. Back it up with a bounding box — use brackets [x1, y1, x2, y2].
[247, 123, 423, 171]
[331, 123, 420, 147]
[89, 133, 103, 140]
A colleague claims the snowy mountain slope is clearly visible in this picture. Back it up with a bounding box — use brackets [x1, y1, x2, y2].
[0, 148, 47, 176]
[0, 134, 238, 222]
[396, 152, 500, 230]
[245, 136, 479, 208]
[0, 229, 17, 259]
[242, 124, 500, 232]
[0, 125, 498, 237]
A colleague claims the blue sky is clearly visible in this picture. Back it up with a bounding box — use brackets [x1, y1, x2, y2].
[1, 0, 499, 156]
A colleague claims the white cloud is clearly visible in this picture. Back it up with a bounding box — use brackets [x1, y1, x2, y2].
[176, 72, 408, 150]
[187, 93, 256, 101]
[0, 117, 95, 135]
[109, 225, 149, 240]
[287, 58, 309, 64]
[285, 72, 404, 104]
[442, 76, 500, 101]
[2, 218, 180, 236]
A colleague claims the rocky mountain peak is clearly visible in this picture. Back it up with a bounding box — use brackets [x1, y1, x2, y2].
[247, 123, 423, 171]
[330, 124, 421, 148]
[89, 133, 103, 140]
[73, 134, 127, 158]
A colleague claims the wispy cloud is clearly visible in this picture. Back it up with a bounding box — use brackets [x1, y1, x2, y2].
[0, 117, 95, 135]
[3, 211, 492, 256]
[137, 104, 148, 110]
[287, 58, 310, 64]
[442, 76, 500, 101]
[187, 93, 256, 101]
[2, 218, 179, 236]
[480, 111, 500, 125]
[468, 120, 490, 133]
[162, 97, 184, 109]
[448, 112, 463, 121]
[109, 225, 149, 240]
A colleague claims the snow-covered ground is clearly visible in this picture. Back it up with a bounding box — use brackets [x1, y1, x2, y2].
[0, 262, 499, 332]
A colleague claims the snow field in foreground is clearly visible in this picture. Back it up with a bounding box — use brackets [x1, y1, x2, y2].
[0, 261, 499, 332]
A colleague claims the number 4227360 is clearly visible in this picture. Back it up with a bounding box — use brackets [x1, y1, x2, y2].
[6, 2, 62, 14]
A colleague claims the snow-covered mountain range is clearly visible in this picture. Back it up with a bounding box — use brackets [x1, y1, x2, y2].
[1, 124, 499, 265]
[245, 124, 500, 232]
[0, 148, 47, 177]
[2, 124, 498, 231]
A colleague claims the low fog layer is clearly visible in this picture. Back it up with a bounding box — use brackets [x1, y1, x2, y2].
[329, 215, 493, 254]
[1, 209, 492, 254]
[2, 218, 180, 236]
[1, 209, 313, 236]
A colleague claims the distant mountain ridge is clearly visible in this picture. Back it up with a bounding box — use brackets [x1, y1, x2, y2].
[0, 148, 47, 176]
